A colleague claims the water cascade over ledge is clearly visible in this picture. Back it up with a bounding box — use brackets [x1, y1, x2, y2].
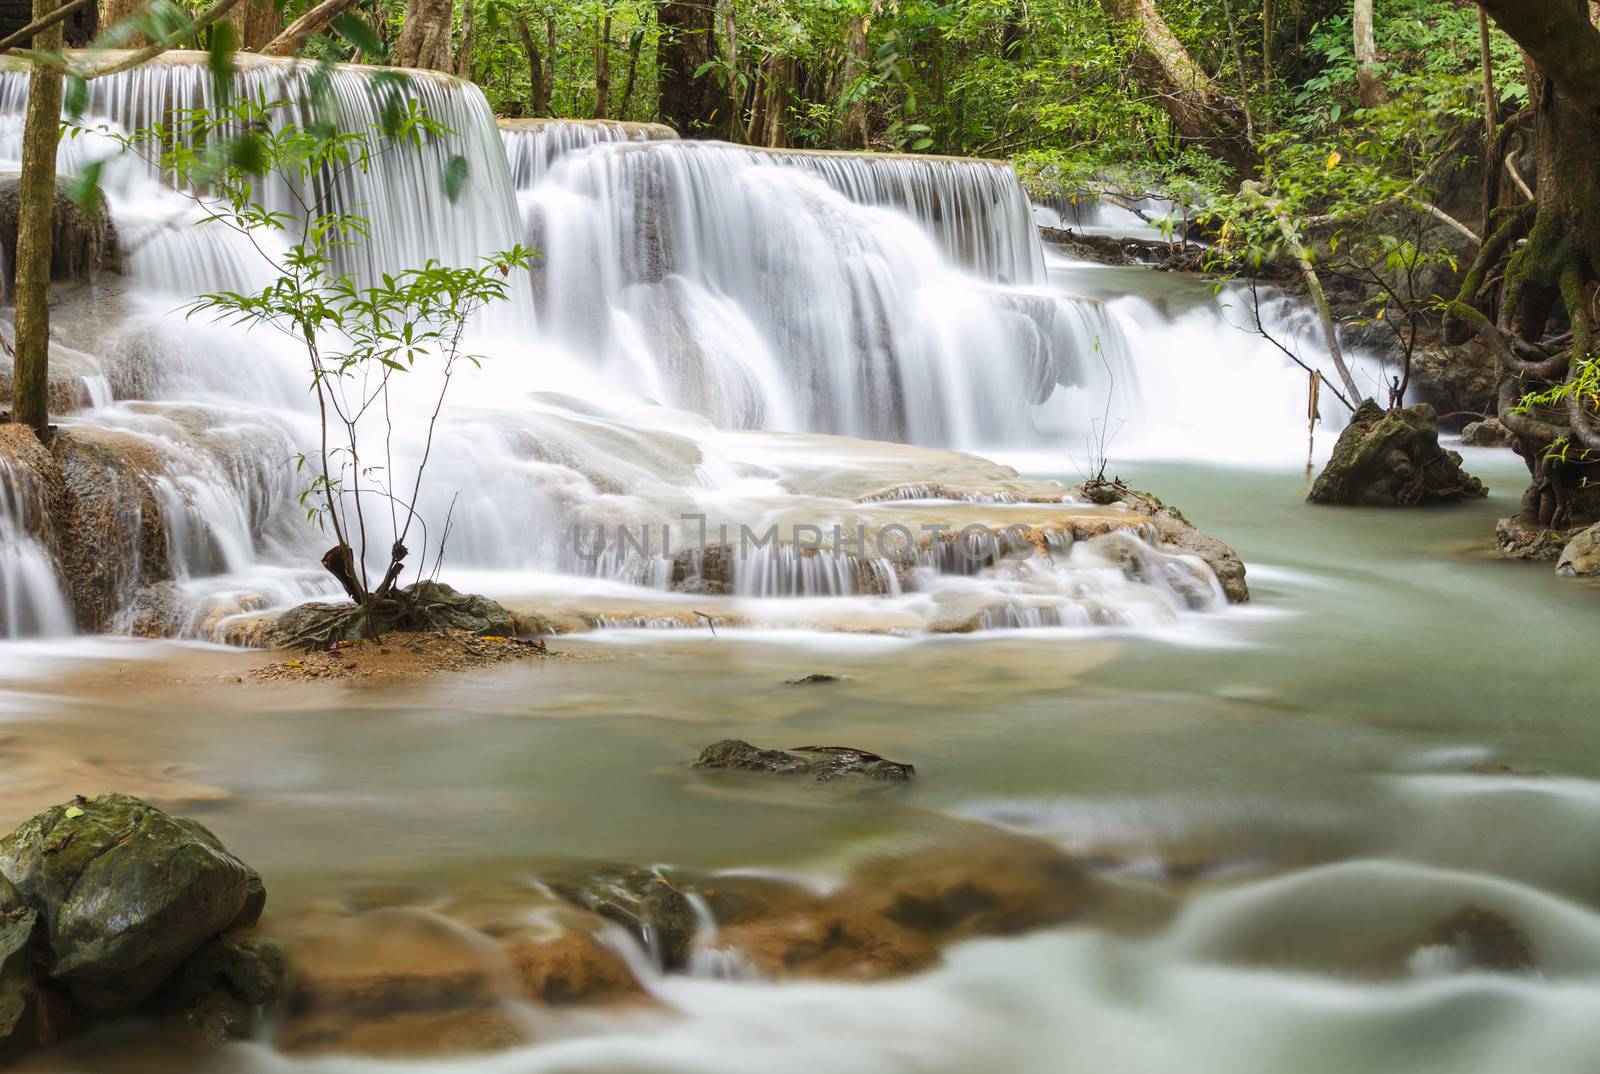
[0, 53, 1276, 640]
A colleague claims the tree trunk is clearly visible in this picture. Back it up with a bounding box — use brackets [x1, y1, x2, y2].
[518, 15, 549, 113]
[839, 3, 875, 148]
[1099, 0, 1257, 177]
[392, 0, 454, 72]
[656, 0, 719, 134]
[593, 8, 611, 118]
[717, 0, 738, 139]
[618, 26, 644, 117]
[98, 0, 144, 45]
[1353, 0, 1387, 107]
[10, 0, 64, 439]
[455, 0, 475, 78]
[260, 0, 358, 56]
[225, 0, 279, 50]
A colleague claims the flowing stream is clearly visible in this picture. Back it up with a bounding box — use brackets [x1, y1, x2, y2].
[0, 54, 1575, 1074]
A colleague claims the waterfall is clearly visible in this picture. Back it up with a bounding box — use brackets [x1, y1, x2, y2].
[516, 138, 1080, 443]
[0, 445, 73, 638]
[0, 52, 527, 302]
[0, 56, 1263, 640]
[500, 117, 678, 188]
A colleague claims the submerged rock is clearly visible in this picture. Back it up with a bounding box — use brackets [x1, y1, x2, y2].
[1459, 417, 1513, 448]
[1308, 401, 1486, 506]
[695, 739, 915, 782]
[1418, 905, 1536, 975]
[785, 673, 846, 685]
[160, 934, 287, 1045]
[264, 581, 517, 651]
[0, 793, 263, 1014]
[1557, 523, 1600, 578]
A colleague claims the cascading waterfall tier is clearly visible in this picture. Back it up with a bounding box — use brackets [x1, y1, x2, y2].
[501, 117, 678, 188]
[1, 51, 528, 304]
[514, 135, 1100, 444]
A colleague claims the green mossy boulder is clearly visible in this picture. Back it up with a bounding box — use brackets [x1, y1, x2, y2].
[0, 878, 39, 1060]
[0, 793, 262, 1015]
[1309, 401, 1487, 506]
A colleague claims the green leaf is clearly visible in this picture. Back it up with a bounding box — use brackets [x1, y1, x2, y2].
[64, 73, 89, 119]
[65, 160, 105, 214]
[443, 154, 470, 203]
[209, 21, 237, 95]
[64, 806, 85, 819]
[333, 13, 384, 56]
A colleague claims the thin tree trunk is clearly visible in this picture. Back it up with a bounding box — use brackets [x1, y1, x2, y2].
[718, 0, 739, 140]
[839, 3, 874, 147]
[392, 0, 454, 71]
[619, 26, 643, 118]
[260, 0, 358, 56]
[593, 7, 611, 118]
[518, 15, 549, 113]
[1354, 0, 1386, 106]
[11, 0, 64, 438]
[545, 16, 558, 114]
[1479, 6, 1497, 138]
[455, 0, 475, 78]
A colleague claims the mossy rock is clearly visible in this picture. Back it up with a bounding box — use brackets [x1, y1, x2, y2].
[264, 580, 517, 651]
[0, 793, 262, 1014]
[1309, 401, 1487, 506]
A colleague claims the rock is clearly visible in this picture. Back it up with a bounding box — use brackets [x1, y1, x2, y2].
[1068, 480, 1249, 603]
[785, 673, 845, 685]
[1420, 905, 1536, 974]
[710, 833, 1096, 981]
[0, 879, 39, 1061]
[695, 739, 915, 782]
[1557, 523, 1600, 578]
[1496, 517, 1582, 563]
[552, 866, 698, 971]
[277, 906, 526, 1057]
[1308, 401, 1487, 506]
[0, 793, 260, 1014]
[1406, 338, 1498, 423]
[1459, 417, 1513, 448]
[0, 175, 122, 290]
[160, 934, 287, 1046]
[264, 581, 517, 651]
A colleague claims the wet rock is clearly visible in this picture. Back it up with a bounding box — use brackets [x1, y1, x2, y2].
[278, 906, 525, 1057]
[0, 879, 39, 1061]
[263, 581, 517, 651]
[552, 866, 698, 971]
[1308, 401, 1486, 506]
[716, 905, 938, 981]
[0, 793, 261, 1015]
[695, 739, 915, 782]
[1495, 517, 1581, 563]
[1068, 480, 1249, 603]
[0, 175, 122, 290]
[159, 934, 287, 1046]
[1406, 338, 1498, 423]
[1460, 417, 1513, 448]
[1556, 523, 1600, 578]
[1420, 905, 1536, 974]
[710, 834, 1096, 981]
[785, 673, 845, 685]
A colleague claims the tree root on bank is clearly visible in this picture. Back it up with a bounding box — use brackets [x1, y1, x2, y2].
[262, 580, 519, 652]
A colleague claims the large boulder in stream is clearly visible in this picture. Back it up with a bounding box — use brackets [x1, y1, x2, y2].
[264, 580, 517, 650]
[1308, 401, 1486, 506]
[0, 793, 264, 1015]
